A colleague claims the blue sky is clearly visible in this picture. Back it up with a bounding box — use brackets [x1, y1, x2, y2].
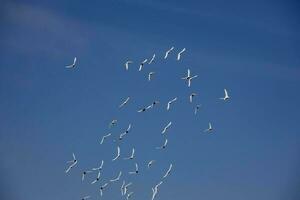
[0, 0, 300, 199]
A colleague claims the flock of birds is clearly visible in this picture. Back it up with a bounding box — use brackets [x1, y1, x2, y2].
[64, 46, 230, 200]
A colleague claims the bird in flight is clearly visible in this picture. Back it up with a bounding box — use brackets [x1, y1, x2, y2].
[167, 97, 177, 110]
[81, 195, 91, 200]
[110, 171, 122, 182]
[127, 192, 134, 200]
[119, 124, 132, 141]
[148, 54, 156, 64]
[124, 148, 135, 160]
[194, 104, 201, 115]
[121, 181, 126, 195]
[139, 59, 148, 71]
[109, 119, 117, 128]
[177, 48, 186, 60]
[162, 121, 172, 134]
[220, 89, 230, 101]
[189, 93, 197, 103]
[112, 146, 121, 161]
[181, 69, 198, 87]
[92, 160, 104, 171]
[204, 122, 213, 132]
[129, 163, 139, 175]
[124, 60, 133, 70]
[123, 182, 132, 196]
[100, 133, 111, 144]
[156, 138, 168, 149]
[100, 182, 109, 196]
[147, 160, 156, 169]
[81, 170, 93, 181]
[119, 97, 130, 108]
[65, 57, 77, 69]
[148, 72, 155, 81]
[163, 164, 173, 178]
[91, 170, 101, 184]
[65, 153, 78, 173]
[149, 100, 160, 109]
[164, 47, 174, 59]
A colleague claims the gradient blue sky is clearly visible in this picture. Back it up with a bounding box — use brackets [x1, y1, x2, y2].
[1, 0, 300, 200]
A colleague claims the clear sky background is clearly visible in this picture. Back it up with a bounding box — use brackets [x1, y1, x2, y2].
[0, 0, 300, 200]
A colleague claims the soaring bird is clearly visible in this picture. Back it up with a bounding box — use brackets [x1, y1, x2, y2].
[148, 72, 155, 81]
[220, 89, 230, 101]
[204, 122, 213, 132]
[65, 153, 78, 173]
[194, 104, 201, 115]
[110, 171, 122, 182]
[124, 148, 135, 160]
[189, 93, 197, 103]
[163, 164, 173, 178]
[139, 59, 148, 71]
[162, 121, 172, 134]
[177, 48, 186, 60]
[100, 183, 109, 196]
[149, 54, 156, 64]
[123, 182, 132, 196]
[118, 124, 132, 141]
[81, 170, 92, 181]
[100, 133, 111, 144]
[92, 160, 104, 171]
[112, 146, 121, 161]
[181, 69, 198, 87]
[147, 160, 156, 169]
[124, 60, 133, 70]
[156, 138, 168, 149]
[109, 119, 117, 128]
[65, 57, 77, 69]
[91, 170, 101, 184]
[167, 97, 177, 110]
[81, 195, 91, 200]
[119, 97, 130, 108]
[129, 163, 139, 175]
[164, 47, 174, 59]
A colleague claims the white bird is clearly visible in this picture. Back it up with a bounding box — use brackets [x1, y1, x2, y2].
[194, 104, 201, 115]
[204, 122, 213, 132]
[155, 181, 163, 190]
[121, 180, 126, 195]
[100, 133, 111, 144]
[112, 146, 121, 161]
[124, 148, 135, 160]
[148, 54, 156, 64]
[81, 170, 93, 181]
[181, 69, 198, 87]
[91, 170, 101, 184]
[163, 164, 173, 178]
[220, 89, 230, 101]
[92, 160, 104, 171]
[119, 124, 132, 140]
[167, 97, 177, 110]
[148, 72, 155, 81]
[65, 57, 77, 69]
[164, 47, 174, 59]
[156, 138, 168, 149]
[125, 60, 133, 70]
[129, 163, 139, 175]
[65, 153, 77, 173]
[151, 187, 157, 200]
[119, 97, 130, 108]
[81, 195, 91, 200]
[109, 119, 117, 128]
[100, 182, 109, 196]
[110, 171, 122, 182]
[162, 121, 172, 134]
[123, 182, 132, 195]
[149, 100, 160, 109]
[177, 48, 186, 60]
[137, 105, 151, 113]
[127, 192, 134, 200]
[189, 93, 197, 103]
[147, 160, 156, 169]
[139, 59, 148, 71]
